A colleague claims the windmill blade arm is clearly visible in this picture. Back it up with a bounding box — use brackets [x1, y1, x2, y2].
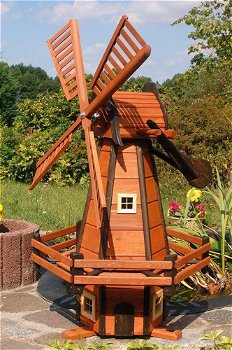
[86, 45, 150, 120]
[147, 119, 212, 188]
[82, 118, 106, 228]
[29, 116, 82, 190]
[29, 135, 72, 190]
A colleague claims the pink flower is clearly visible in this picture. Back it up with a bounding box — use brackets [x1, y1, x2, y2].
[195, 203, 206, 217]
[195, 203, 206, 210]
[168, 200, 180, 213]
[163, 99, 170, 106]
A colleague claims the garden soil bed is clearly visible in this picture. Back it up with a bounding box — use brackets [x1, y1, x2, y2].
[0, 219, 39, 290]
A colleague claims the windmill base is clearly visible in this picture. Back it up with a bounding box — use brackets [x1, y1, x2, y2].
[151, 328, 182, 341]
[62, 327, 96, 340]
[61, 327, 182, 341]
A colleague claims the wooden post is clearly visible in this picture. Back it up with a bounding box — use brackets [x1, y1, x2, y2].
[136, 142, 152, 260]
[163, 254, 177, 296]
[69, 253, 84, 322]
[201, 236, 210, 273]
[76, 188, 91, 252]
[99, 142, 117, 259]
[99, 286, 106, 335]
[148, 140, 170, 256]
[143, 286, 150, 335]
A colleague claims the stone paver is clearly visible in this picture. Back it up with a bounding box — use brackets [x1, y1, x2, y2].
[1, 335, 41, 350]
[1, 282, 231, 350]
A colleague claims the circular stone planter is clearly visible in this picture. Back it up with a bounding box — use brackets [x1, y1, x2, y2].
[0, 219, 39, 290]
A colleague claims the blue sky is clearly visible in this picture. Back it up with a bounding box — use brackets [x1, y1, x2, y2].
[1, 1, 200, 82]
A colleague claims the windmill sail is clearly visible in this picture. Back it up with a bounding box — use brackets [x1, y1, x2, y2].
[47, 18, 88, 110]
[29, 117, 82, 190]
[90, 16, 151, 100]
[30, 16, 151, 191]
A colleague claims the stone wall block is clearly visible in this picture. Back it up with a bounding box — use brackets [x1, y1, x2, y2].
[2, 231, 21, 289]
[0, 220, 39, 290]
[21, 228, 39, 285]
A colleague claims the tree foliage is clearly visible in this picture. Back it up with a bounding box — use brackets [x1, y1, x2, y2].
[172, 0, 232, 67]
[159, 58, 232, 174]
[1, 0, 231, 186]
[1, 89, 88, 185]
[0, 62, 19, 126]
[0, 62, 60, 126]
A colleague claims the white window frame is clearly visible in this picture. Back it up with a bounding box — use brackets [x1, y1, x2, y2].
[81, 290, 96, 321]
[152, 289, 163, 320]
[117, 193, 137, 214]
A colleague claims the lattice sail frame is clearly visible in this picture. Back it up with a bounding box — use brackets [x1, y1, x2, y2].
[47, 18, 88, 110]
[90, 16, 150, 97]
[30, 16, 151, 192]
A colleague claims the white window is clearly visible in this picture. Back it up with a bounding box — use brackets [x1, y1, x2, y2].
[152, 289, 163, 320]
[117, 193, 137, 214]
[81, 290, 96, 321]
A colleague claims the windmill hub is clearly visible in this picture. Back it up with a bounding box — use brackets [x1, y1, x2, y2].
[30, 16, 212, 341]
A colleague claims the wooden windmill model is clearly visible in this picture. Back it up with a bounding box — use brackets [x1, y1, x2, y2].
[31, 17, 212, 341]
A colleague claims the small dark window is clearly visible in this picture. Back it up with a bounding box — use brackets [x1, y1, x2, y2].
[81, 291, 96, 321]
[117, 194, 137, 213]
[84, 297, 93, 314]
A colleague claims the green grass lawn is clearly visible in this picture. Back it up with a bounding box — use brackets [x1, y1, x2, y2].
[1, 180, 87, 231]
[1, 176, 219, 231]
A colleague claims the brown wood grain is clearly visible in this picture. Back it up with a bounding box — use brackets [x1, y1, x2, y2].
[150, 225, 166, 255]
[48, 21, 70, 45]
[110, 205, 143, 230]
[169, 241, 193, 256]
[90, 15, 128, 90]
[31, 253, 73, 283]
[99, 151, 110, 177]
[112, 46, 128, 67]
[79, 247, 99, 260]
[74, 273, 172, 286]
[147, 201, 162, 229]
[112, 179, 140, 204]
[115, 152, 139, 178]
[167, 228, 203, 245]
[175, 242, 211, 269]
[143, 152, 153, 177]
[175, 256, 211, 283]
[116, 37, 134, 59]
[85, 199, 97, 226]
[40, 225, 76, 243]
[73, 259, 172, 270]
[120, 28, 139, 53]
[145, 176, 158, 203]
[50, 238, 76, 251]
[152, 248, 166, 261]
[125, 20, 145, 46]
[81, 224, 101, 254]
[106, 230, 145, 257]
[31, 239, 72, 267]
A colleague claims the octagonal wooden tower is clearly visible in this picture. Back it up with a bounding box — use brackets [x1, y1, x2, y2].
[31, 17, 212, 340]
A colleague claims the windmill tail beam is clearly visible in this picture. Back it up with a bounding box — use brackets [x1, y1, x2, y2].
[147, 119, 213, 188]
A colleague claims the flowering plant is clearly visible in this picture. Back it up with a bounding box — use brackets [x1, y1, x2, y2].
[0, 204, 3, 221]
[168, 188, 207, 221]
[168, 200, 181, 217]
[186, 188, 206, 218]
